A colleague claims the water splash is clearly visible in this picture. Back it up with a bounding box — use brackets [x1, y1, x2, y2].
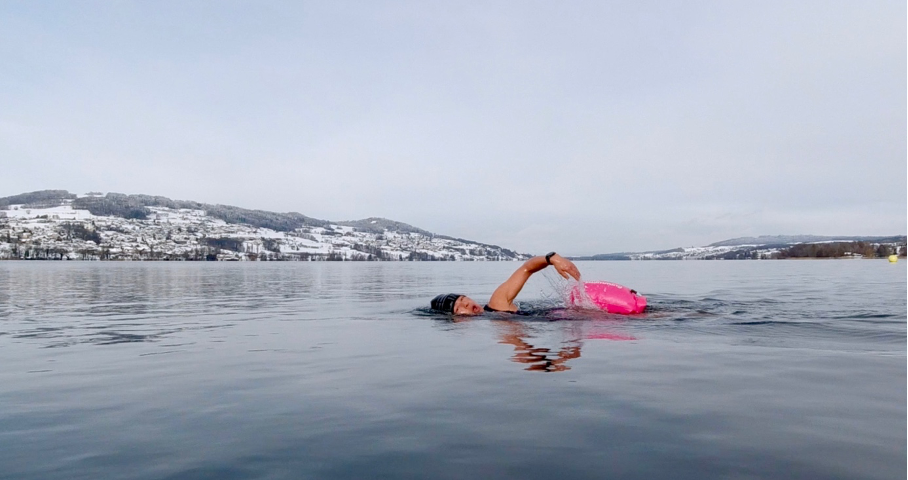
[541, 269, 598, 310]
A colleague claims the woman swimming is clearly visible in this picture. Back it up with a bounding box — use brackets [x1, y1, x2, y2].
[430, 252, 581, 316]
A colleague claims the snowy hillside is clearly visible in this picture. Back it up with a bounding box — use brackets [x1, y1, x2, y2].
[0, 191, 527, 261]
[575, 236, 906, 261]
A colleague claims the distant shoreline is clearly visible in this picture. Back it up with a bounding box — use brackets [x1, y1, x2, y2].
[569, 256, 906, 262]
[1, 256, 903, 263]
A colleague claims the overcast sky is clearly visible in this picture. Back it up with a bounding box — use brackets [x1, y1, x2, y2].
[1, 1, 904, 254]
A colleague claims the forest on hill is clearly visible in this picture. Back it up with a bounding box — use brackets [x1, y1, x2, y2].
[777, 241, 905, 259]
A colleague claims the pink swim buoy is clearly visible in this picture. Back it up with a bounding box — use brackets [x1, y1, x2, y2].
[569, 281, 647, 314]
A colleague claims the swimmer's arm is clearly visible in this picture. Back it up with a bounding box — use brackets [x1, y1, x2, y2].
[487, 254, 580, 311]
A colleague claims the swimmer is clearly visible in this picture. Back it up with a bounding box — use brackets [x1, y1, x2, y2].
[430, 252, 581, 316]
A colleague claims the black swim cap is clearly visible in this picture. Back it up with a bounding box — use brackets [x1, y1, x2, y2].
[430, 293, 462, 313]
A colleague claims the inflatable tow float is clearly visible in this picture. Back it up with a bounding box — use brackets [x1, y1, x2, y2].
[569, 281, 647, 314]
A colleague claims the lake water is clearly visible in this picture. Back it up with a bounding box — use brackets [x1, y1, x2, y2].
[1, 260, 905, 480]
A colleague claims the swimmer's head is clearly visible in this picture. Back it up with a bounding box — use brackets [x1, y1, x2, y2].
[430, 294, 482, 316]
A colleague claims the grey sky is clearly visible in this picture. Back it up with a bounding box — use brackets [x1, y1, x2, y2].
[1, 1, 904, 255]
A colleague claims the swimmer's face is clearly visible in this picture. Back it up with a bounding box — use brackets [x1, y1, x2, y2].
[453, 296, 483, 316]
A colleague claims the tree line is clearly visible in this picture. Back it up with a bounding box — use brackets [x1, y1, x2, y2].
[776, 241, 906, 259]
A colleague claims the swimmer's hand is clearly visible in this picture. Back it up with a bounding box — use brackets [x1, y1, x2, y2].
[549, 254, 581, 281]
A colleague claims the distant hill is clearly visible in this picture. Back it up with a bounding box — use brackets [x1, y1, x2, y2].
[573, 235, 907, 261]
[0, 189, 330, 230]
[577, 248, 684, 261]
[708, 235, 906, 247]
[0, 190, 437, 235]
[335, 217, 432, 235]
[0, 190, 527, 261]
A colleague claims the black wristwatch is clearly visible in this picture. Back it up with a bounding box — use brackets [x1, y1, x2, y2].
[545, 252, 556, 264]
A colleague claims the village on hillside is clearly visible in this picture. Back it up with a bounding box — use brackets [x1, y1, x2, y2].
[0, 200, 527, 262]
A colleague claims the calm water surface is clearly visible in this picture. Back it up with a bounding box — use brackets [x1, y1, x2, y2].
[1, 261, 905, 479]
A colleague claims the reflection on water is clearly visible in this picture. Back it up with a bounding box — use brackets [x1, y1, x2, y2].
[1, 261, 905, 480]
[495, 320, 583, 372]
[444, 313, 589, 372]
[444, 309, 636, 372]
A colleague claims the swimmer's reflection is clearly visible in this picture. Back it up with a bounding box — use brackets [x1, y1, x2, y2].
[494, 320, 582, 372]
[442, 312, 632, 373]
[449, 317, 582, 372]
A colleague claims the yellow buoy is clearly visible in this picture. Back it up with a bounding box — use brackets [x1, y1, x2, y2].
[888, 255, 898, 263]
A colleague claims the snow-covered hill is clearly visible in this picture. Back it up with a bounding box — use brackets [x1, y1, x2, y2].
[574, 235, 906, 261]
[0, 191, 527, 261]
